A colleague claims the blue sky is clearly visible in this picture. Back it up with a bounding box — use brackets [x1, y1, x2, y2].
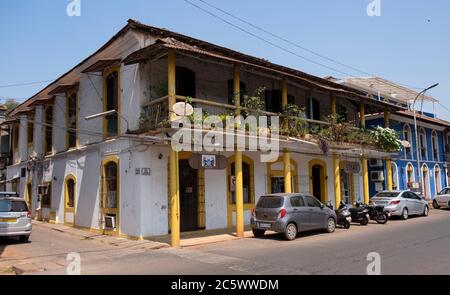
[0, 0, 449, 117]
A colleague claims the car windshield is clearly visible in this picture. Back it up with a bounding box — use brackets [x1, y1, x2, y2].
[373, 192, 400, 198]
[0, 200, 28, 212]
[257, 196, 284, 208]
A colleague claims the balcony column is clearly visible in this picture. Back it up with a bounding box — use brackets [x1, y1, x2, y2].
[18, 115, 28, 163]
[362, 157, 370, 204]
[360, 99, 366, 129]
[234, 65, 244, 238]
[168, 49, 180, 247]
[333, 154, 341, 208]
[281, 79, 292, 193]
[384, 108, 393, 190]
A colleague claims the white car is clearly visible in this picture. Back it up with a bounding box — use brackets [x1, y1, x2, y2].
[370, 190, 429, 220]
[433, 187, 450, 209]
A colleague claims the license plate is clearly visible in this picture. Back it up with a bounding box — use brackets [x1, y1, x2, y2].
[258, 222, 271, 229]
[0, 218, 17, 223]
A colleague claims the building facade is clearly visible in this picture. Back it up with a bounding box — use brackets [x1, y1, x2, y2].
[2, 20, 401, 245]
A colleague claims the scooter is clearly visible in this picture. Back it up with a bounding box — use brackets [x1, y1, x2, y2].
[327, 201, 352, 229]
[349, 201, 370, 225]
[367, 203, 389, 224]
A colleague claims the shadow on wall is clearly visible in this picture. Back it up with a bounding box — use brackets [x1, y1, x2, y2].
[76, 153, 101, 229]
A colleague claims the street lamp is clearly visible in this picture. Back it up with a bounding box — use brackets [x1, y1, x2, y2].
[85, 110, 130, 133]
[412, 83, 439, 199]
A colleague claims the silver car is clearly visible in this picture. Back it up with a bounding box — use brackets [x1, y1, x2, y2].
[251, 193, 337, 241]
[0, 194, 32, 242]
[370, 190, 429, 220]
[433, 187, 450, 209]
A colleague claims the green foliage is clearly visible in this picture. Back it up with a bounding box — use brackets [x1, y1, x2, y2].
[4, 99, 19, 113]
[282, 103, 307, 138]
[241, 87, 266, 117]
[319, 114, 350, 142]
[370, 126, 402, 152]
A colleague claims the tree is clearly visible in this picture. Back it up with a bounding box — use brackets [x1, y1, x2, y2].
[3, 99, 20, 112]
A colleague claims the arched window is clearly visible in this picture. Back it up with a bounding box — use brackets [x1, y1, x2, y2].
[434, 165, 442, 194]
[66, 177, 75, 209]
[104, 68, 119, 137]
[419, 128, 427, 160]
[403, 124, 412, 159]
[392, 162, 399, 190]
[104, 161, 118, 209]
[406, 163, 415, 188]
[431, 131, 438, 161]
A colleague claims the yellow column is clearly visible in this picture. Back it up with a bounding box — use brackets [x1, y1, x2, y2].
[168, 49, 180, 247]
[283, 151, 292, 193]
[360, 99, 366, 129]
[362, 157, 370, 204]
[386, 159, 393, 191]
[333, 154, 341, 208]
[331, 94, 337, 115]
[234, 65, 244, 238]
[168, 49, 176, 121]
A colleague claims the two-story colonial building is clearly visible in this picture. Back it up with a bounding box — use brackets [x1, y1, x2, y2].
[2, 20, 402, 246]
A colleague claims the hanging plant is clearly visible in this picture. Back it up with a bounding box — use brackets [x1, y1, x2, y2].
[370, 126, 402, 152]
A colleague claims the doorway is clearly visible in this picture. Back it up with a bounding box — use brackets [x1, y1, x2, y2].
[309, 159, 327, 203]
[422, 165, 430, 200]
[179, 159, 199, 232]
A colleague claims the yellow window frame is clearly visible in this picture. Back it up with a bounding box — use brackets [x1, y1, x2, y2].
[266, 157, 299, 194]
[102, 66, 121, 139]
[64, 174, 76, 226]
[101, 155, 120, 235]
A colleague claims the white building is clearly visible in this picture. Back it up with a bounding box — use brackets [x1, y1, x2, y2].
[3, 20, 401, 245]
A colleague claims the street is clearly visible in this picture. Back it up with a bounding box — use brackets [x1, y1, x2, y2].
[1, 209, 450, 275]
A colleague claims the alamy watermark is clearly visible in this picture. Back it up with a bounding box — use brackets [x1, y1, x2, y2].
[366, 252, 381, 275]
[66, 252, 81, 275]
[366, 0, 381, 17]
[67, 0, 81, 17]
[171, 108, 280, 162]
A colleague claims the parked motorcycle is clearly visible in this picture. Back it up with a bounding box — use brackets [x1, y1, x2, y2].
[367, 203, 389, 224]
[327, 201, 352, 229]
[349, 202, 370, 225]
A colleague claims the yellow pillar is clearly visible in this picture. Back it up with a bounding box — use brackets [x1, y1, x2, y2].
[167, 49, 180, 247]
[333, 154, 341, 208]
[283, 151, 292, 193]
[386, 159, 393, 191]
[233, 65, 244, 238]
[362, 157, 370, 204]
[360, 99, 366, 129]
[331, 94, 337, 115]
[168, 49, 176, 121]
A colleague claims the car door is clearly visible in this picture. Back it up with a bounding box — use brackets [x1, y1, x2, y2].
[304, 196, 325, 230]
[439, 188, 450, 207]
[402, 192, 416, 214]
[289, 196, 309, 231]
[409, 192, 423, 214]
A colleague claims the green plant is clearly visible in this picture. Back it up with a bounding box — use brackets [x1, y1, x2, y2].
[282, 104, 307, 138]
[370, 126, 402, 152]
[242, 87, 266, 117]
[319, 114, 350, 142]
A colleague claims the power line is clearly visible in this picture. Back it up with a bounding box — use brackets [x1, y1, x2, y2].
[182, 0, 356, 77]
[185, 0, 427, 92]
[0, 79, 54, 89]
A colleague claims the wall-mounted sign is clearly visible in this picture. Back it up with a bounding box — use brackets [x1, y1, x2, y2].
[135, 168, 151, 176]
[189, 154, 226, 170]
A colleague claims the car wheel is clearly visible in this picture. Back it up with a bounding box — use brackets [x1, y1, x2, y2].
[326, 218, 336, 233]
[252, 228, 265, 238]
[433, 200, 440, 209]
[422, 206, 429, 217]
[19, 235, 29, 242]
[283, 223, 297, 241]
[401, 208, 409, 220]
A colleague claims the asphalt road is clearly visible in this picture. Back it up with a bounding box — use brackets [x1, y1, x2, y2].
[1, 209, 450, 275]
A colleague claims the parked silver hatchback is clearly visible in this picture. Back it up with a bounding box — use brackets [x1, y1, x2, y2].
[251, 193, 337, 241]
[0, 193, 32, 242]
[370, 190, 429, 220]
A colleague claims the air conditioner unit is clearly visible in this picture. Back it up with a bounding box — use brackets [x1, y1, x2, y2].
[104, 216, 116, 230]
[369, 159, 383, 167]
[371, 171, 385, 182]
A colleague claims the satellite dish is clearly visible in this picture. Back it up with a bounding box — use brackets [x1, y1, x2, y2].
[172, 102, 194, 117]
[401, 140, 411, 148]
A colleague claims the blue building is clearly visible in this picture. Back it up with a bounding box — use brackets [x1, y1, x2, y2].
[366, 110, 450, 199]
[331, 77, 450, 200]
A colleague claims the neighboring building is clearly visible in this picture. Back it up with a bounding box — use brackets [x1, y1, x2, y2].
[0, 104, 10, 191]
[334, 77, 450, 200]
[2, 20, 402, 245]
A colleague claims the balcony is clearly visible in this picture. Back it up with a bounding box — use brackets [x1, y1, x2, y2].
[137, 94, 398, 154]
